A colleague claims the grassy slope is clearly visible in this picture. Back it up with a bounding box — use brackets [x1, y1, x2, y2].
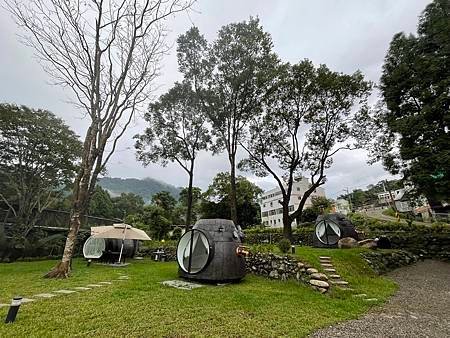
[0, 248, 396, 337]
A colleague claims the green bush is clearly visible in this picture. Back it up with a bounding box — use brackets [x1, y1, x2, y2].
[277, 238, 291, 254]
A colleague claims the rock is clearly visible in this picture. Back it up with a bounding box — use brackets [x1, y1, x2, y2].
[329, 274, 341, 279]
[338, 237, 358, 249]
[364, 298, 379, 302]
[321, 263, 333, 267]
[306, 268, 318, 274]
[358, 239, 378, 249]
[269, 270, 279, 279]
[324, 268, 336, 272]
[319, 256, 331, 259]
[318, 287, 328, 294]
[309, 279, 330, 288]
[297, 262, 305, 268]
[310, 273, 329, 281]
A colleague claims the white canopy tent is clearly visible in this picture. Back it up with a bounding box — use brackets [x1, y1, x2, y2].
[90, 223, 151, 263]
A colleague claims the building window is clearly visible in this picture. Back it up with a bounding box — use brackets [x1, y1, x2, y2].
[263, 203, 266, 208]
[288, 205, 294, 212]
[297, 187, 300, 191]
[270, 202, 273, 207]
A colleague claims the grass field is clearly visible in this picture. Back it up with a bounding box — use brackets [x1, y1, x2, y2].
[0, 247, 397, 337]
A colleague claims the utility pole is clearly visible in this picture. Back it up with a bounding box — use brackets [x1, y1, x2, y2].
[344, 188, 353, 212]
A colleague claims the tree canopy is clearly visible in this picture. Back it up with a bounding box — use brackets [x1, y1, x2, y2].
[135, 81, 210, 228]
[239, 60, 371, 239]
[0, 104, 81, 239]
[372, 0, 450, 208]
[200, 172, 262, 228]
[177, 18, 279, 224]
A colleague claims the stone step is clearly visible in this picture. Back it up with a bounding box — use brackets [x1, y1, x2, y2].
[34, 293, 57, 298]
[330, 280, 349, 286]
[54, 290, 76, 294]
[98, 281, 112, 285]
[337, 287, 355, 291]
[324, 268, 336, 273]
[74, 287, 91, 291]
[353, 293, 368, 298]
[21, 298, 35, 303]
[364, 298, 379, 302]
[86, 284, 103, 287]
[329, 274, 341, 279]
[319, 256, 331, 260]
[321, 263, 334, 267]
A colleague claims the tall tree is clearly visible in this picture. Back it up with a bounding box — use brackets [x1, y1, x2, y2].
[0, 104, 81, 241]
[372, 0, 450, 210]
[111, 192, 144, 218]
[200, 172, 262, 228]
[177, 18, 279, 224]
[135, 82, 210, 230]
[6, 0, 193, 277]
[177, 186, 202, 224]
[151, 191, 177, 219]
[239, 60, 371, 239]
[88, 186, 114, 219]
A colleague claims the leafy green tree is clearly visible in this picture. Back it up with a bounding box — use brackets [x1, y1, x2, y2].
[111, 193, 144, 219]
[126, 205, 170, 241]
[239, 61, 371, 240]
[371, 0, 450, 210]
[200, 172, 262, 228]
[151, 191, 177, 219]
[311, 196, 333, 214]
[177, 187, 202, 224]
[177, 19, 279, 225]
[135, 82, 210, 229]
[0, 104, 81, 241]
[88, 186, 114, 219]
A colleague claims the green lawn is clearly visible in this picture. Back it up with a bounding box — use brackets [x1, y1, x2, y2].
[0, 247, 397, 337]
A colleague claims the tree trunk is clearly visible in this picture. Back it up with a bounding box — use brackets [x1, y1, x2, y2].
[44, 209, 82, 278]
[282, 205, 293, 242]
[229, 156, 238, 225]
[185, 170, 194, 231]
[45, 127, 94, 278]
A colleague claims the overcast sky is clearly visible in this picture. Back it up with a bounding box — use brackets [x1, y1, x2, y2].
[0, 0, 431, 198]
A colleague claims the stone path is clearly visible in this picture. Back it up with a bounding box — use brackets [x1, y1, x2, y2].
[309, 260, 450, 338]
[0, 274, 129, 308]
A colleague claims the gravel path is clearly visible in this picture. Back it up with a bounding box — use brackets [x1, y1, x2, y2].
[309, 260, 450, 338]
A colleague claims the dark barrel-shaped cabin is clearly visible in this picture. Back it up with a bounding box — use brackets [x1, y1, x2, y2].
[177, 219, 246, 282]
[83, 236, 138, 262]
[313, 213, 358, 248]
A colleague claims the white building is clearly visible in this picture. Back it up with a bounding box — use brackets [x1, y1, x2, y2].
[334, 198, 350, 215]
[259, 178, 325, 228]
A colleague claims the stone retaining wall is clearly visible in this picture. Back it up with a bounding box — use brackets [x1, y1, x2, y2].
[361, 250, 419, 274]
[368, 231, 450, 261]
[244, 252, 330, 293]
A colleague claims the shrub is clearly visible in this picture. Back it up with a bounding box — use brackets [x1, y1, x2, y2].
[278, 238, 291, 254]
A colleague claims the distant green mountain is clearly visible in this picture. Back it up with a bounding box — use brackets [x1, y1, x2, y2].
[98, 177, 181, 203]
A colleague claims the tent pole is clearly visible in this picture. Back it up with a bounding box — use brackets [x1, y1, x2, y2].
[118, 224, 127, 264]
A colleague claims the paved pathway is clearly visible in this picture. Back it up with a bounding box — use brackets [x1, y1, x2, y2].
[364, 210, 430, 226]
[309, 260, 450, 338]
